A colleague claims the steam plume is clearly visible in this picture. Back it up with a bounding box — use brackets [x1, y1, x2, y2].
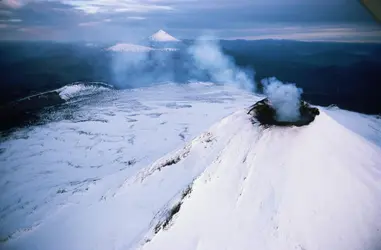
[111, 49, 176, 89]
[188, 38, 255, 92]
[262, 77, 303, 122]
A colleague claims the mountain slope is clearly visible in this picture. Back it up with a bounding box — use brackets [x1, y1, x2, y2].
[141, 109, 381, 250]
[0, 84, 256, 250]
[1, 83, 380, 250]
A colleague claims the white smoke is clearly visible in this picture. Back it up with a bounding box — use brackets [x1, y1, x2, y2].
[188, 37, 255, 92]
[111, 52, 148, 88]
[111, 49, 177, 88]
[262, 77, 303, 122]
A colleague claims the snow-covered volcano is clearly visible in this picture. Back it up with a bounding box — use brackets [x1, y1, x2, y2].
[1, 84, 381, 250]
[141, 109, 381, 250]
[148, 30, 180, 42]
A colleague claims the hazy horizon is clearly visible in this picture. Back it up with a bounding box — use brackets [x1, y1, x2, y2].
[0, 0, 380, 42]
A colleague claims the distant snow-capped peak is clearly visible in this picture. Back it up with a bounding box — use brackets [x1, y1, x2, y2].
[106, 43, 178, 53]
[148, 30, 180, 42]
[106, 43, 154, 52]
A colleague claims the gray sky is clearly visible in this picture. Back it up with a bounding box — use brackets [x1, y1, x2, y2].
[0, 0, 380, 41]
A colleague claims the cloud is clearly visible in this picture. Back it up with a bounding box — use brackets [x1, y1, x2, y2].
[226, 25, 381, 43]
[0, 0, 22, 9]
[66, 0, 174, 14]
[0, 18, 22, 22]
[128, 16, 146, 20]
[78, 18, 111, 27]
[0, 9, 13, 16]
[0, 0, 378, 41]
[78, 21, 100, 27]
[17, 25, 55, 36]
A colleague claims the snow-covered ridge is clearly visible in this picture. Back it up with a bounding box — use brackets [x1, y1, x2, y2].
[6, 82, 113, 115]
[148, 30, 180, 42]
[57, 82, 113, 101]
[106, 43, 178, 52]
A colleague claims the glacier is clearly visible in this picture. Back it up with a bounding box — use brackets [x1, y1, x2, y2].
[1, 83, 380, 250]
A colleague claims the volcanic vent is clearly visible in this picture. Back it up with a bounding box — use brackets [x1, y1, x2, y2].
[248, 98, 320, 127]
[249, 77, 320, 126]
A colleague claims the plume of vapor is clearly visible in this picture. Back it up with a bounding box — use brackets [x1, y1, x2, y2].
[108, 35, 306, 124]
[110, 49, 177, 88]
[262, 77, 303, 122]
[110, 35, 255, 91]
[187, 37, 255, 92]
[111, 52, 148, 88]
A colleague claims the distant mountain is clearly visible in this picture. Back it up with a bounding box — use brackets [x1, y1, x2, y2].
[143, 30, 183, 49]
[148, 30, 180, 42]
[106, 30, 181, 52]
[106, 43, 154, 52]
[106, 43, 178, 53]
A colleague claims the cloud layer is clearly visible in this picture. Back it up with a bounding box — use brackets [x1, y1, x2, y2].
[0, 0, 379, 41]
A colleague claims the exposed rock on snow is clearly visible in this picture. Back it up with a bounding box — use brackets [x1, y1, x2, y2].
[248, 98, 320, 126]
[154, 185, 193, 234]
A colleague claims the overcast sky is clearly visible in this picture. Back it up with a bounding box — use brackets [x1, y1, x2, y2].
[0, 0, 380, 42]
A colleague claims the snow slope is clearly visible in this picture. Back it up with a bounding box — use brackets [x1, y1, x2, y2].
[1, 83, 381, 250]
[148, 30, 180, 42]
[141, 109, 381, 250]
[0, 83, 256, 250]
